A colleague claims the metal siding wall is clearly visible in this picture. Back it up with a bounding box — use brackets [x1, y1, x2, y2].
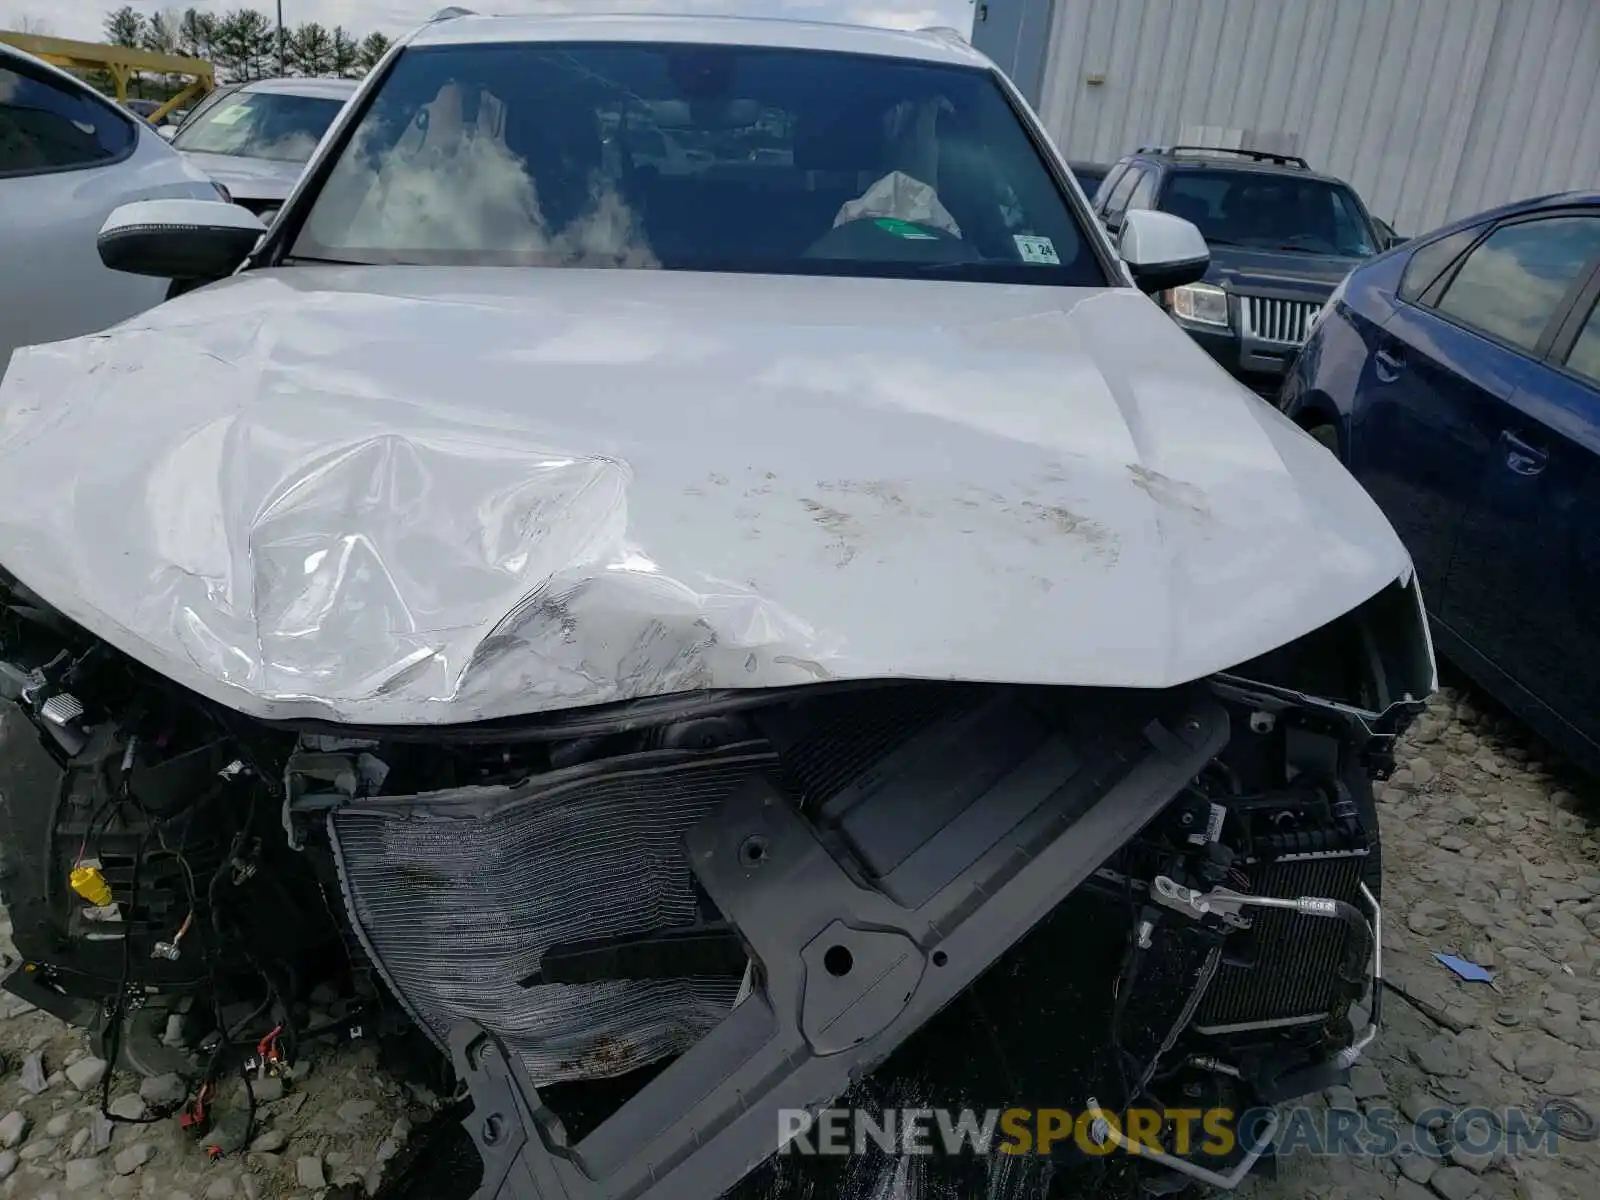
[1034, 0, 1600, 235]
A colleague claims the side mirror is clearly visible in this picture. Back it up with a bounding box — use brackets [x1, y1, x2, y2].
[156, 124, 178, 141]
[98, 199, 266, 282]
[1117, 209, 1209, 293]
[1373, 218, 1406, 250]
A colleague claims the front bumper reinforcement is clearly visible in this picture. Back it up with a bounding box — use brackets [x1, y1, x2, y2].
[452, 699, 1230, 1200]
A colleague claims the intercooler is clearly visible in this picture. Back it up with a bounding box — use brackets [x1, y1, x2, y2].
[327, 682, 1227, 1106]
[1193, 848, 1370, 1034]
[327, 683, 993, 1090]
[329, 746, 774, 1085]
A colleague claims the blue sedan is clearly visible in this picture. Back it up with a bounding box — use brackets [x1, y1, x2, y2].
[1281, 191, 1600, 772]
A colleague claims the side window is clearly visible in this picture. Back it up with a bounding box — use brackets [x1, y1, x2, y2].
[1092, 163, 1128, 210]
[1126, 169, 1157, 212]
[1102, 166, 1144, 224]
[1434, 216, 1600, 353]
[0, 62, 137, 177]
[1398, 225, 1485, 304]
[1566, 297, 1600, 386]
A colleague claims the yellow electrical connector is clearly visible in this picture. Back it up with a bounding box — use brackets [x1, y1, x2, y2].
[69, 865, 113, 907]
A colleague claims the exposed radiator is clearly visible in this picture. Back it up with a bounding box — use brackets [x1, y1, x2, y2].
[1193, 849, 1368, 1034]
[328, 681, 1179, 1096]
[330, 747, 776, 1086]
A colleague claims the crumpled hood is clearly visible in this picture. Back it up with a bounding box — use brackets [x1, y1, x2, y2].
[0, 266, 1411, 724]
[177, 150, 302, 203]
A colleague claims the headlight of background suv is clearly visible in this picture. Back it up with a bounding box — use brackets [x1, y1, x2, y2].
[1168, 283, 1230, 327]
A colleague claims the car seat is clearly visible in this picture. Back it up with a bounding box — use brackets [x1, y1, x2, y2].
[504, 99, 605, 234]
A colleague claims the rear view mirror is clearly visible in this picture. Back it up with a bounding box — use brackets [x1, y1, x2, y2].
[156, 124, 178, 141]
[98, 199, 266, 282]
[1117, 209, 1210, 293]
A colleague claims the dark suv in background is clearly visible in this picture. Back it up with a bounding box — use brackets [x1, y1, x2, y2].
[1092, 145, 1397, 393]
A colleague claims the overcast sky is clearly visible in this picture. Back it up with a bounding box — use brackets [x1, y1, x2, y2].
[5, 0, 977, 44]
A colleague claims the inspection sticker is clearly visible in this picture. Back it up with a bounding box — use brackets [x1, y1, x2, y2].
[875, 218, 938, 240]
[1014, 234, 1061, 265]
[210, 104, 253, 126]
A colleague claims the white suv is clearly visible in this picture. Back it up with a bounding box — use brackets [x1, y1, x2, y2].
[0, 11, 1429, 1200]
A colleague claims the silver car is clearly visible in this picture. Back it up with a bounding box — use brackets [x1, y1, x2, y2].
[0, 42, 221, 375]
[164, 76, 359, 221]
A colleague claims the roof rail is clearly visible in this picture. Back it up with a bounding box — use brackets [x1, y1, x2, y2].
[429, 6, 477, 20]
[1138, 144, 1310, 169]
[917, 25, 969, 44]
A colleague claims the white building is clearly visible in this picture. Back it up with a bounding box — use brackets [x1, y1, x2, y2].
[971, 0, 1600, 235]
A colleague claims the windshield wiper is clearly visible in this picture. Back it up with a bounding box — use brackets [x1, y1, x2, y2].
[909, 259, 987, 274]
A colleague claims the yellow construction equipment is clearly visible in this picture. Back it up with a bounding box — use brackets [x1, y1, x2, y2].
[0, 31, 214, 125]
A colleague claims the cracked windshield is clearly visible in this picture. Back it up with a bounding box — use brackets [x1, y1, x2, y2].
[293, 41, 1101, 283]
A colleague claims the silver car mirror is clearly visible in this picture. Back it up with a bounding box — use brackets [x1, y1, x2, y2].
[1117, 209, 1211, 293]
[98, 199, 266, 283]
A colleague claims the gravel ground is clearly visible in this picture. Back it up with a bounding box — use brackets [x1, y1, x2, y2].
[1, 681, 1598, 1200]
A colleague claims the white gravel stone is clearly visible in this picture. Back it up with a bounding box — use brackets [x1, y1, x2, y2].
[0, 1112, 27, 1150]
[138, 1074, 186, 1108]
[62, 1157, 103, 1190]
[87, 1113, 113, 1154]
[1430, 1164, 1482, 1200]
[1349, 1064, 1387, 1099]
[112, 1142, 155, 1175]
[19, 1051, 48, 1094]
[337, 1099, 376, 1125]
[106, 1094, 145, 1121]
[1411, 1034, 1470, 1078]
[62, 1057, 107, 1093]
[1396, 1149, 1435, 1184]
[295, 1154, 326, 1189]
[244, 1076, 283, 1104]
[246, 1129, 286, 1154]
